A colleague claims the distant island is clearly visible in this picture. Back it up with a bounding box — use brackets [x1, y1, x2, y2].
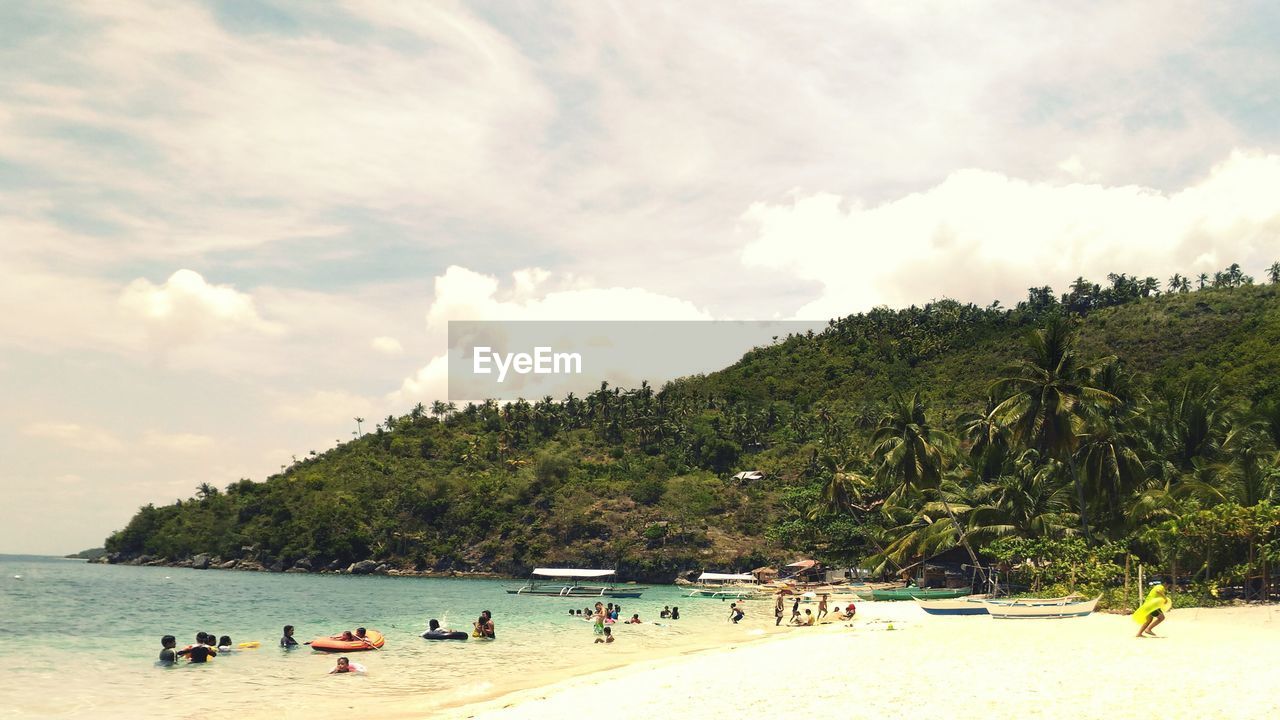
[99, 264, 1280, 606]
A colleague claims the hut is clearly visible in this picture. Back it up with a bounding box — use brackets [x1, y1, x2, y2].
[897, 546, 993, 589]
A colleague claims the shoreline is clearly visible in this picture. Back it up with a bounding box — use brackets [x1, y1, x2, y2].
[439, 604, 1280, 720]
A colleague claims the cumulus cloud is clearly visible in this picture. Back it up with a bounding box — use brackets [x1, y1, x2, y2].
[742, 150, 1280, 319]
[119, 269, 280, 348]
[22, 422, 124, 453]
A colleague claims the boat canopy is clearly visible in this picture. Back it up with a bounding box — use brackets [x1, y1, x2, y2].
[532, 568, 615, 578]
[697, 572, 755, 581]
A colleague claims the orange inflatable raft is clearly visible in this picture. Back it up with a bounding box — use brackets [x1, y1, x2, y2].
[310, 630, 385, 652]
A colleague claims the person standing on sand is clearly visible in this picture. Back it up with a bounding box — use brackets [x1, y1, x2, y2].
[1133, 584, 1172, 638]
[817, 594, 829, 621]
[790, 597, 801, 623]
[774, 595, 784, 626]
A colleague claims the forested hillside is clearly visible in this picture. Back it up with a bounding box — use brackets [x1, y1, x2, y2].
[104, 265, 1280, 594]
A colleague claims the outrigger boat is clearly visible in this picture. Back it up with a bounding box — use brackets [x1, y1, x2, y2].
[915, 595, 990, 616]
[981, 594, 1101, 619]
[506, 568, 648, 598]
[686, 572, 763, 600]
[870, 586, 972, 601]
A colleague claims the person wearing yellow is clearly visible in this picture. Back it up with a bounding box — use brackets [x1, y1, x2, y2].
[1132, 584, 1172, 638]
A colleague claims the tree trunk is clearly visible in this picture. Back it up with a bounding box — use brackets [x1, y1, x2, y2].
[1124, 554, 1131, 602]
[939, 497, 983, 586]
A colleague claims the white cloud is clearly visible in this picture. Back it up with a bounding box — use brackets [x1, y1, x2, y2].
[22, 422, 124, 453]
[371, 336, 403, 355]
[742, 150, 1280, 319]
[119, 269, 279, 347]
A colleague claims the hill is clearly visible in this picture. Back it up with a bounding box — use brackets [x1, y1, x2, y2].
[102, 268, 1280, 590]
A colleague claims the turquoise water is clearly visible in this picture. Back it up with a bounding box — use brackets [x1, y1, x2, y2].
[0, 556, 757, 718]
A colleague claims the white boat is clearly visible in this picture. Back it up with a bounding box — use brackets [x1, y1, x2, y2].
[507, 568, 648, 598]
[915, 595, 990, 616]
[686, 572, 764, 600]
[981, 595, 1101, 619]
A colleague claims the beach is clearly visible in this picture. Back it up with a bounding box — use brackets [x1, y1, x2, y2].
[447, 604, 1280, 720]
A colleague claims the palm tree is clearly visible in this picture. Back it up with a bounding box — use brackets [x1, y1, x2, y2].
[353, 417, 365, 437]
[870, 393, 981, 569]
[1268, 262, 1280, 285]
[1168, 273, 1189, 294]
[1197, 273, 1209, 289]
[967, 452, 1078, 542]
[989, 317, 1119, 538]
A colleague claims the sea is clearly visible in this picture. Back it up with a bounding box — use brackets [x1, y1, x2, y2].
[0, 555, 755, 718]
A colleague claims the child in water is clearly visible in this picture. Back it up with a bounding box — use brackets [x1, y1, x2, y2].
[217, 636, 233, 652]
[329, 657, 366, 674]
[158, 635, 177, 664]
[728, 603, 745, 624]
[594, 627, 614, 644]
[177, 632, 217, 663]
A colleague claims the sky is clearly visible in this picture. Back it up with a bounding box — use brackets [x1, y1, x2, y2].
[2, 0, 1280, 554]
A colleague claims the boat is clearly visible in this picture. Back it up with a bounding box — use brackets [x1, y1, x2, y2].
[686, 572, 763, 600]
[310, 630, 385, 652]
[870, 586, 972, 601]
[506, 568, 649, 598]
[981, 595, 1101, 619]
[915, 595, 990, 615]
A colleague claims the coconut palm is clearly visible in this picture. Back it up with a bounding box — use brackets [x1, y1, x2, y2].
[988, 316, 1119, 538]
[870, 393, 980, 568]
[1268, 262, 1280, 285]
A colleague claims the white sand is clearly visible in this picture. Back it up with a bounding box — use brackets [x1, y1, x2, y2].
[445, 603, 1280, 720]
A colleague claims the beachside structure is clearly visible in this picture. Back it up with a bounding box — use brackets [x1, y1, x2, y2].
[507, 568, 648, 598]
[686, 572, 762, 600]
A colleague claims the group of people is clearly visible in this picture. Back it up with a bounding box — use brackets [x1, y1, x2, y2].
[158, 632, 237, 664]
[773, 594, 857, 626]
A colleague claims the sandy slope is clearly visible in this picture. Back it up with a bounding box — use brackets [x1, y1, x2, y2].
[445, 603, 1280, 720]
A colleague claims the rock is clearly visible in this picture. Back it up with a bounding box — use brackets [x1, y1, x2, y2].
[292, 558, 312, 571]
[269, 559, 285, 573]
[374, 563, 390, 574]
[284, 567, 309, 573]
[175, 558, 193, 568]
[192, 553, 211, 570]
[349, 560, 379, 575]
[238, 560, 265, 572]
[219, 560, 239, 570]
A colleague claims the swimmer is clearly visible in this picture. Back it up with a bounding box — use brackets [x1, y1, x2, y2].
[594, 626, 614, 644]
[177, 632, 217, 663]
[158, 635, 177, 664]
[329, 656, 365, 674]
[217, 635, 233, 652]
[660, 606, 671, 619]
[670, 606, 680, 620]
[627, 613, 642, 624]
[281, 625, 299, 648]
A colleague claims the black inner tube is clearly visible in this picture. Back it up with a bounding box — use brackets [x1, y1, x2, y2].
[421, 630, 469, 641]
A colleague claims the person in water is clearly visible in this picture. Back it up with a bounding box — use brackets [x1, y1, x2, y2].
[728, 602, 745, 624]
[280, 625, 299, 648]
[329, 656, 365, 674]
[473, 611, 495, 639]
[660, 606, 671, 619]
[670, 606, 680, 620]
[158, 635, 177, 664]
[338, 630, 356, 642]
[217, 635, 233, 652]
[594, 626, 614, 644]
[774, 595, 785, 626]
[177, 633, 217, 663]
[1133, 584, 1172, 638]
[627, 613, 642, 624]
